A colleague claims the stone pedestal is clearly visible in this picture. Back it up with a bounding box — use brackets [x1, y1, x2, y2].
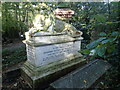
[21, 32, 85, 88]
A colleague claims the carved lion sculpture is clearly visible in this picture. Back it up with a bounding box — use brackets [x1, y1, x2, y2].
[28, 3, 82, 36]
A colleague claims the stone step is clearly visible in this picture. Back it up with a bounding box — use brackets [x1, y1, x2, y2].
[50, 59, 111, 89]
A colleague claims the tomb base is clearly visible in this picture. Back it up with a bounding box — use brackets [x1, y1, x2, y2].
[21, 55, 86, 89]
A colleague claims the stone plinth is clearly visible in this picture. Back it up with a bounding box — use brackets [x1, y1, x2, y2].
[21, 31, 84, 88]
[50, 59, 111, 88]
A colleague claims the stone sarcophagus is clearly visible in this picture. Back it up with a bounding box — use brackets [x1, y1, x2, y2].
[24, 32, 83, 67]
[21, 3, 85, 88]
[21, 31, 85, 88]
[21, 3, 112, 89]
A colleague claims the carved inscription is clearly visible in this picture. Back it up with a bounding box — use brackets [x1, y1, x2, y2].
[42, 43, 76, 62]
[26, 41, 81, 66]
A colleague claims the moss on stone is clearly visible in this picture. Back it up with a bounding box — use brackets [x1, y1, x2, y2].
[21, 55, 86, 88]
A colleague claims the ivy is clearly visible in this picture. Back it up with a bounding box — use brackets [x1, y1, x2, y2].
[86, 37, 106, 49]
[82, 31, 120, 58]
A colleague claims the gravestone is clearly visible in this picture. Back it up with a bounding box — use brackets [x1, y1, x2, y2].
[21, 29, 85, 87]
[21, 4, 85, 88]
[21, 4, 111, 89]
[24, 31, 83, 66]
[21, 31, 85, 88]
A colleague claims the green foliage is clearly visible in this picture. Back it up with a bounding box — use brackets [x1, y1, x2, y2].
[82, 31, 120, 58]
[2, 46, 27, 68]
[57, 3, 70, 8]
[2, 2, 119, 39]
[99, 32, 107, 36]
[93, 14, 106, 23]
[81, 49, 91, 55]
[2, 2, 120, 88]
[2, 2, 36, 39]
[86, 37, 106, 49]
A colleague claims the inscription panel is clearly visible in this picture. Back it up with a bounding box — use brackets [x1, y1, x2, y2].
[35, 41, 81, 66]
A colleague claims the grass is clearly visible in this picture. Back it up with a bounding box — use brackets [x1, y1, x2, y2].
[2, 46, 27, 69]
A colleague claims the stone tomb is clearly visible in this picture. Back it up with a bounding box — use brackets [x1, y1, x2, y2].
[27, 41, 80, 66]
[21, 32, 85, 88]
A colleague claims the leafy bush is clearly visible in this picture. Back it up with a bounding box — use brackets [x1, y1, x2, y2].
[81, 31, 120, 88]
[82, 31, 120, 59]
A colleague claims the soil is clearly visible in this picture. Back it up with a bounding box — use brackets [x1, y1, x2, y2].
[2, 69, 31, 89]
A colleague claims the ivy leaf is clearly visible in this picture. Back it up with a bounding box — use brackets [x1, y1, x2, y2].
[86, 37, 106, 49]
[111, 32, 119, 36]
[99, 32, 107, 36]
[102, 37, 117, 44]
[96, 37, 106, 42]
[109, 38, 117, 42]
[102, 39, 110, 44]
[95, 45, 106, 57]
[86, 41, 99, 49]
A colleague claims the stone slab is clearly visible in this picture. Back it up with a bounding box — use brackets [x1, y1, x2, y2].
[50, 59, 111, 88]
[21, 56, 86, 88]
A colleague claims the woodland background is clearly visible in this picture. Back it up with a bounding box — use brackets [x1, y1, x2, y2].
[2, 2, 120, 88]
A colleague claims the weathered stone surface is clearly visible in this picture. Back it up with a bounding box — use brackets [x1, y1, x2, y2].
[50, 59, 111, 89]
[25, 41, 82, 66]
[26, 3, 82, 38]
[21, 3, 84, 88]
[23, 32, 83, 67]
[21, 57, 86, 88]
[24, 33, 83, 46]
[22, 30, 84, 88]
